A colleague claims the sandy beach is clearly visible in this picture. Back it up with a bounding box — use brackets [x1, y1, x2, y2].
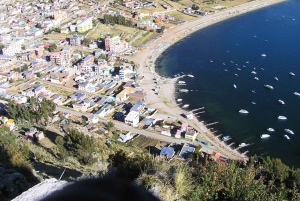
[131, 0, 286, 160]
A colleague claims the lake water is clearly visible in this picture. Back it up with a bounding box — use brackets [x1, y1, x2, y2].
[155, 0, 300, 167]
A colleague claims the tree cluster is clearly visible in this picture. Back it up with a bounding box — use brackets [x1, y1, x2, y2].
[44, 43, 57, 52]
[103, 14, 133, 27]
[7, 97, 56, 125]
[191, 4, 199, 10]
[14, 64, 28, 73]
[65, 129, 96, 165]
[108, 150, 300, 200]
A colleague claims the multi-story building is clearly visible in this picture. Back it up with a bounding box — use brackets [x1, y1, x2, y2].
[70, 35, 85, 46]
[125, 111, 139, 127]
[2, 39, 23, 56]
[61, 47, 72, 66]
[77, 17, 93, 33]
[78, 55, 94, 70]
[50, 52, 62, 65]
[104, 36, 129, 55]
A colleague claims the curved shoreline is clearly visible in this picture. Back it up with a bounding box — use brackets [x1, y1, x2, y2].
[132, 0, 286, 161]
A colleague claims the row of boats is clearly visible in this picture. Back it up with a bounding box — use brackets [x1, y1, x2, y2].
[239, 109, 288, 120]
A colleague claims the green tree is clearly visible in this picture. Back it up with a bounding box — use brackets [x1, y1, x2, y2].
[35, 72, 41, 77]
[191, 4, 199, 10]
[35, 23, 42, 28]
[21, 45, 25, 50]
[106, 121, 114, 131]
[48, 43, 57, 52]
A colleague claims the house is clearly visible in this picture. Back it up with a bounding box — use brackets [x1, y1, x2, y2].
[116, 87, 135, 102]
[25, 127, 37, 137]
[34, 131, 45, 141]
[160, 146, 175, 159]
[94, 103, 114, 118]
[77, 17, 93, 33]
[3, 118, 15, 131]
[118, 132, 134, 143]
[114, 112, 125, 121]
[185, 130, 198, 142]
[130, 101, 145, 113]
[71, 92, 85, 101]
[88, 114, 99, 123]
[178, 144, 195, 159]
[98, 127, 108, 134]
[124, 111, 139, 127]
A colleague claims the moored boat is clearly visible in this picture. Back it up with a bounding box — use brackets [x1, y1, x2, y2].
[239, 143, 247, 147]
[187, 74, 194, 78]
[289, 72, 295, 76]
[284, 129, 294, 135]
[178, 81, 186, 84]
[254, 77, 259, 80]
[261, 134, 270, 138]
[239, 109, 249, 114]
[233, 84, 237, 88]
[177, 99, 182, 102]
[293, 92, 300, 96]
[284, 135, 290, 140]
[251, 101, 256, 105]
[252, 89, 256, 93]
[182, 104, 189, 109]
[251, 71, 257, 74]
[261, 54, 267, 57]
[278, 99, 285, 105]
[274, 77, 278, 81]
[222, 135, 230, 141]
[278, 116, 287, 120]
[264, 84, 274, 90]
[179, 89, 188, 92]
[267, 128, 275, 132]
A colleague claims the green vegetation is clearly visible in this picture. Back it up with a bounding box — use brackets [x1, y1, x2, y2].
[7, 97, 56, 125]
[103, 14, 133, 27]
[44, 43, 57, 52]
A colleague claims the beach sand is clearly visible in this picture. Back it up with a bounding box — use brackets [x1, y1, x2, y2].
[132, 0, 286, 160]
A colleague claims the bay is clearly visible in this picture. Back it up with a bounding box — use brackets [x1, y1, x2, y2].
[155, 0, 300, 167]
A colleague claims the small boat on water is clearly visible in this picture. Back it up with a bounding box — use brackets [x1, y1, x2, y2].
[224, 68, 228, 72]
[246, 61, 249, 64]
[278, 116, 287, 120]
[187, 74, 194, 78]
[252, 89, 256, 93]
[222, 135, 231, 141]
[261, 68, 265, 70]
[210, 60, 213, 62]
[236, 64, 239, 66]
[251, 71, 257, 74]
[223, 63, 226, 65]
[284, 135, 290, 140]
[284, 129, 294, 135]
[261, 134, 270, 138]
[237, 68, 241, 70]
[239, 143, 247, 147]
[289, 72, 295, 76]
[264, 84, 274, 90]
[178, 81, 186, 84]
[251, 101, 256, 105]
[182, 104, 189, 109]
[261, 54, 267, 57]
[293, 92, 300, 96]
[235, 74, 238, 76]
[274, 77, 279, 81]
[177, 99, 182, 102]
[267, 128, 275, 132]
[233, 84, 237, 89]
[243, 65, 246, 68]
[254, 77, 259, 80]
[179, 89, 188, 92]
[278, 99, 285, 105]
[239, 109, 249, 114]
[230, 61, 234, 63]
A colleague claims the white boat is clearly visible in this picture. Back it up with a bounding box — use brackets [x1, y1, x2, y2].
[179, 89, 188, 92]
[264, 84, 274, 90]
[251, 71, 257, 74]
[289, 72, 295, 76]
[261, 68, 265, 70]
[237, 68, 241, 70]
[177, 99, 182, 102]
[246, 61, 249, 64]
[224, 68, 228, 72]
[274, 77, 278, 81]
[254, 77, 259, 80]
[187, 74, 194, 78]
[278, 116, 287, 120]
[251, 101, 256, 105]
[278, 99, 285, 105]
[252, 89, 256, 93]
[284, 135, 290, 140]
[239, 109, 249, 114]
[267, 128, 275, 132]
[223, 62, 226, 65]
[239, 143, 247, 147]
[210, 60, 213, 62]
[293, 92, 300, 96]
[178, 81, 186, 84]
[235, 74, 238, 76]
[261, 54, 267, 57]
[182, 104, 189, 109]
[261, 134, 270, 138]
[233, 84, 237, 89]
[284, 129, 294, 135]
[222, 135, 230, 141]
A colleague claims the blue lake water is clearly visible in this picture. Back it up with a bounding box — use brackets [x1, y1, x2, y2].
[155, 0, 300, 167]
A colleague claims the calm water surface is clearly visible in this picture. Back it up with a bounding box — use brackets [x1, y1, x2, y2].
[155, 0, 300, 167]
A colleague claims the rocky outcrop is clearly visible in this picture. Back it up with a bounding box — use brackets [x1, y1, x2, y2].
[0, 165, 30, 201]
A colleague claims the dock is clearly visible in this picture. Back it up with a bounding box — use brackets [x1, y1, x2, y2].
[242, 151, 249, 155]
[228, 142, 235, 147]
[191, 107, 205, 112]
[194, 111, 205, 115]
[205, 122, 218, 126]
[216, 134, 223, 138]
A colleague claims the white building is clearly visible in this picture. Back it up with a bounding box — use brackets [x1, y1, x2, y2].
[124, 111, 139, 127]
[118, 132, 134, 143]
[2, 39, 24, 56]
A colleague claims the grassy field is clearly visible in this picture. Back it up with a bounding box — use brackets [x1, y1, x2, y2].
[129, 135, 160, 148]
[44, 85, 74, 97]
[132, 31, 160, 47]
[87, 23, 141, 42]
[46, 33, 73, 40]
[166, 10, 197, 21]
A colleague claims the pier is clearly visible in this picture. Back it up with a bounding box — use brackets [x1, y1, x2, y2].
[205, 122, 218, 126]
[242, 151, 249, 155]
[191, 107, 205, 112]
[228, 142, 235, 147]
[216, 134, 223, 138]
[194, 111, 205, 115]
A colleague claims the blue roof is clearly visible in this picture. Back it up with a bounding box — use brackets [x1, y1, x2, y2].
[160, 147, 175, 158]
